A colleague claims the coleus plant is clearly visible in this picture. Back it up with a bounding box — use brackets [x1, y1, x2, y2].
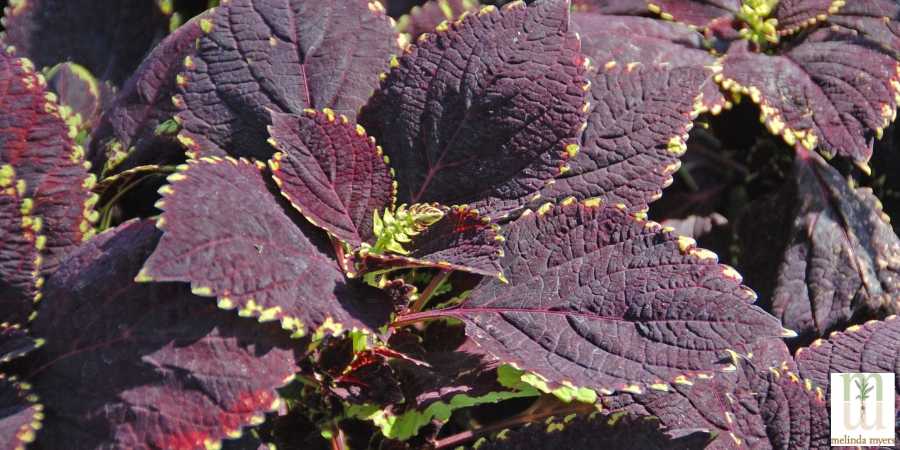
[0, 0, 899, 450]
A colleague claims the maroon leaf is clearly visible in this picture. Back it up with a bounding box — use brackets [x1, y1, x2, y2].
[796, 315, 900, 402]
[88, 17, 206, 173]
[604, 339, 830, 448]
[0, 323, 40, 364]
[359, 205, 503, 278]
[399, 203, 784, 393]
[0, 375, 41, 450]
[359, 0, 589, 218]
[1, 0, 169, 86]
[537, 63, 705, 213]
[175, 0, 398, 160]
[573, 13, 727, 113]
[826, 0, 900, 56]
[396, 0, 481, 40]
[140, 157, 391, 337]
[0, 171, 39, 326]
[0, 49, 97, 283]
[774, 0, 843, 36]
[473, 412, 712, 450]
[46, 63, 112, 142]
[268, 110, 395, 246]
[643, 0, 739, 28]
[737, 150, 900, 344]
[29, 219, 300, 449]
[718, 39, 900, 163]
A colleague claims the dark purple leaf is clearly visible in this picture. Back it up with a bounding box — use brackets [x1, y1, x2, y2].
[88, 17, 206, 173]
[359, 0, 589, 218]
[0, 323, 40, 364]
[1, 0, 169, 86]
[396, 0, 481, 40]
[737, 150, 900, 344]
[268, 110, 395, 246]
[359, 205, 504, 278]
[537, 63, 705, 213]
[0, 375, 41, 450]
[400, 203, 784, 393]
[774, 0, 842, 36]
[796, 315, 900, 402]
[718, 39, 900, 163]
[473, 412, 712, 450]
[827, 0, 900, 56]
[660, 213, 728, 241]
[572, 0, 652, 14]
[644, 0, 739, 28]
[0, 171, 39, 326]
[0, 50, 97, 281]
[46, 63, 112, 142]
[604, 339, 830, 449]
[140, 157, 391, 337]
[29, 219, 301, 449]
[573, 13, 728, 113]
[175, 0, 399, 160]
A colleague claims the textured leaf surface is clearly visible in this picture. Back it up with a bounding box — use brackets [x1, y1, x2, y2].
[1, 0, 169, 85]
[0, 171, 38, 326]
[719, 40, 900, 162]
[0, 375, 41, 450]
[360, 0, 589, 218]
[537, 63, 704, 212]
[360, 205, 503, 277]
[573, 13, 726, 113]
[603, 339, 830, 449]
[268, 110, 394, 246]
[404, 203, 783, 392]
[88, 18, 205, 172]
[397, 0, 481, 40]
[141, 158, 391, 336]
[176, 0, 398, 159]
[774, 0, 842, 35]
[644, 0, 739, 28]
[0, 50, 96, 281]
[474, 412, 712, 450]
[738, 150, 900, 344]
[826, 0, 900, 56]
[0, 323, 40, 364]
[30, 219, 300, 449]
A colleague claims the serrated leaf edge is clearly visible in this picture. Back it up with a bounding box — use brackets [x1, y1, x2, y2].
[0, 373, 44, 450]
[776, 0, 845, 37]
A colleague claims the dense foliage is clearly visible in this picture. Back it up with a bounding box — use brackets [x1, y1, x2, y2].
[1, 0, 899, 448]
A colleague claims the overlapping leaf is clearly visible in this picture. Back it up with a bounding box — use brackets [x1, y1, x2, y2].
[359, 205, 504, 278]
[719, 40, 900, 163]
[396, 0, 481, 40]
[796, 315, 900, 402]
[88, 17, 205, 173]
[268, 110, 395, 246]
[826, 0, 900, 55]
[537, 63, 705, 213]
[774, 0, 843, 35]
[29, 219, 300, 449]
[738, 150, 900, 344]
[175, 0, 398, 160]
[1, 0, 169, 86]
[643, 0, 740, 28]
[473, 412, 712, 450]
[399, 203, 784, 393]
[0, 323, 40, 364]
[0, 375, 41, 450]
[573, 13, 727, 113]
[140, 157, 391, 337]
[360, 0, 589, 218]
[45, 63, 111, 144]
[603, 338, 830, 448]
[0, 170, 38, 326]
[0, 49, 97, 286]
